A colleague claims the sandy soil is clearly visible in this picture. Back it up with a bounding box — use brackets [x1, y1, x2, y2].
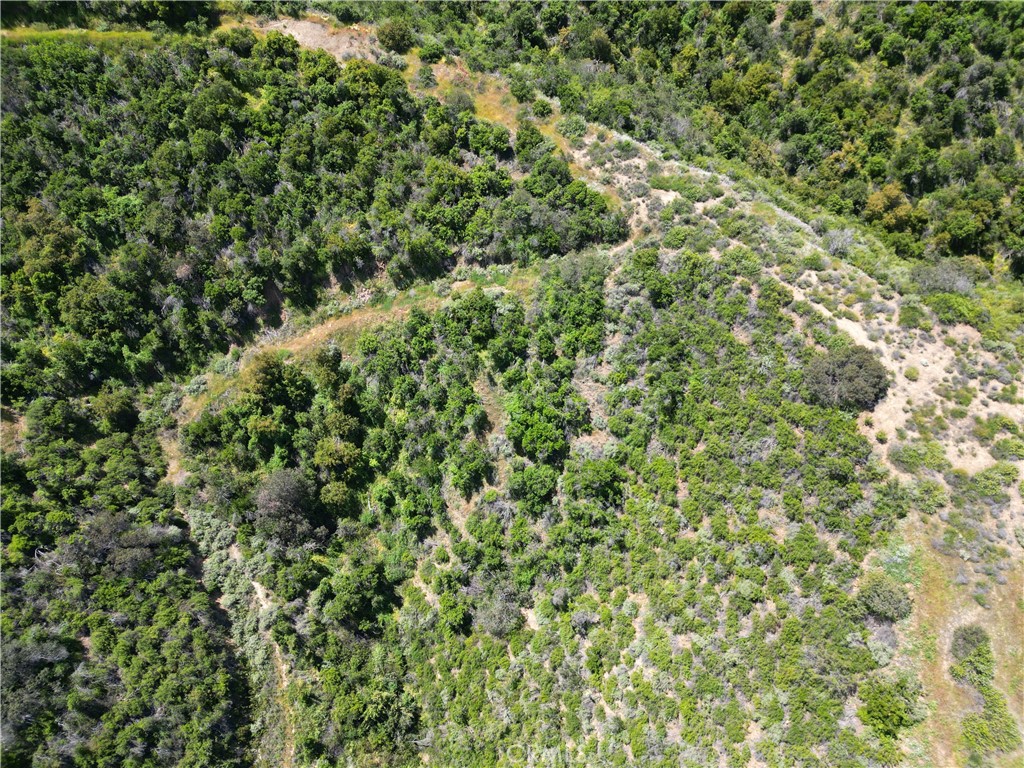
[260, 18, 381, 63]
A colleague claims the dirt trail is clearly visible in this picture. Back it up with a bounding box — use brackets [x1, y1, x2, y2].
[226, 543, 297, 768]
[237, 17, 1022, 765]
[161, 431, 297, 768]
[159, 432, 189, 486]
[178, 271, 540, 427]
[0, 408, 26, 454]
[253, 582, 296, 768]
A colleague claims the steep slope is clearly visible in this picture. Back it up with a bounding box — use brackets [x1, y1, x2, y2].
[0, 26, 622, 767]
[236, 19, 1023, 767]
[1, 10, 1022, 768]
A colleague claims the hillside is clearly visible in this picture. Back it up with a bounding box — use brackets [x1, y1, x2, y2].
[2, 4, 1023, 768]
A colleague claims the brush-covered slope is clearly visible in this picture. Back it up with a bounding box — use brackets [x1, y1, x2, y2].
[2, 5, 1023, 768]
[172, 125, 1023, 767]
[0, 26, 621, 767]
[278, 0, 1024, 273]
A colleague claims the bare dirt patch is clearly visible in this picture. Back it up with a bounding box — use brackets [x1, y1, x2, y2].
[158, 432, 189, 486]
[258, 18, 382, 63]
[0, 407, 26, 454]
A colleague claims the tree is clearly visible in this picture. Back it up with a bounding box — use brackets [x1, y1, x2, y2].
[805, 345, 889, 410]
[251, 469, 316, 544]
[377, 18, 415, 53]
[508, 463, 558, 517]
[859, 572, 912, 621]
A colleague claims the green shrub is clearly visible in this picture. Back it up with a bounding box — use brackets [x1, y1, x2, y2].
[924, 293, 989, 327]
[954, 462, 1019, 505]
[556, 115, 587, 140]
[991, 436, 1024, 460]
[972, 415, 1019, 443]
[416, 65, 437, 88]
[898, 300, 933, 330]
[377, 18, 415, 53]
[857, 676, 923, 739]
[962, 685, 1023, 755]
[419, 39, 444, 63]
[804, 345, 890, 410]
[950, 626, 1021, 756]
[888, 440, 950, 473]
[663, 226, 689, 249]
[859, 572, 912, 621]
[910, 479, 948, 514]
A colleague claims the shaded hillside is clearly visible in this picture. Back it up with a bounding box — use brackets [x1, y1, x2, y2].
[1, 5, 1023, 768]
[0, 27, 621, 767]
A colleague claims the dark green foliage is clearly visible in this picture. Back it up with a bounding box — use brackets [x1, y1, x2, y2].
[508, 462, 558, 517]
[805, 345, 890, 410]
[506, 360, 590, 465]
[0, 95, 550, 754]
[448, 439, 492, 499]
[419, 39, 444, 64]
[0, 31, 621, 406]
[5, 6, 1000, 766]
[859, 571, 913, 622]
[7, 230, 922, 766]
[951, 624, 990, 662]
[0, 391, 249, 766]
[567, 457, 626, 508]
[948, 626, 1022, 757]
[1, 0, 215, 30]
[514, 120, 547, 161]
[857, 676, 924, 740]
[630, 246, 673, 307]
[339, 1, 1024, 271]
[377, 17, 415, 53]
[897, 299, 932, 331]
[541, 254, 609, 357]
[949, 624, 997, 696]
[961, 686, 1023, 756]
[173, 242, 918, 763]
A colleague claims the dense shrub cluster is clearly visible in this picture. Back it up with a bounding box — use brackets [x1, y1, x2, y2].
[0, 26, 625, 767]
[805, 345, 890, 410]
[0, 28, 623, 405]
[1, 395, 248, 766]
[949, 624, 1022, 758]
[172, 241, 923, 764]
[285, 1, 1024, 272]
[858, 571, 912, 622]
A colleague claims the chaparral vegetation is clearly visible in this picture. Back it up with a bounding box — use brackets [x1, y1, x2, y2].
[2, 3, 1021, 768]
